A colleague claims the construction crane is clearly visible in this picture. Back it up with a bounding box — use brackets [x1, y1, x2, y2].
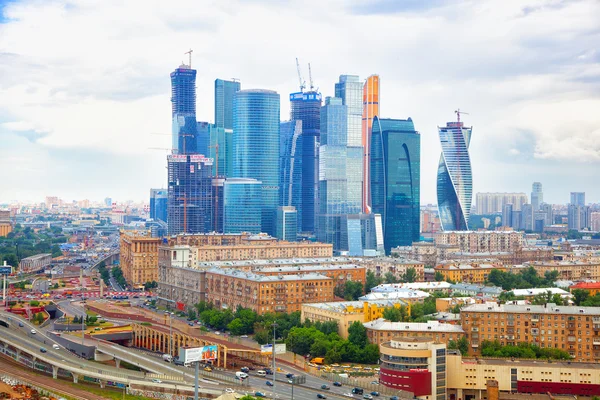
[149, 132, 194, 154]
[208, 143, 220, 232]
[184, 49, 193, 67]
[176, 193, 202, 234]
[455, 109, 469, 123]
[308, 63, 314, 91]
[295, 58, 306, 92]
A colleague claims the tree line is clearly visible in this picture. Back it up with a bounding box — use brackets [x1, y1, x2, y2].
[481, 340, 571, 360]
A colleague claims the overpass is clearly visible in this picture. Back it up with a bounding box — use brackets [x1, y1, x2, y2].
[90, 251, 119, 270]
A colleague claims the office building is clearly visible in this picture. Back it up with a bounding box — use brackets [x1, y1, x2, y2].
[196, 121, 210, 157]
[434, 230, 524, 253]
[167, 154, 213, 235]
[211, 177, 225, 233]
[531, 182, 543, 210]
[342, 213, 384, 256]
[289, 90, 322, 234]
[222, 178, 262, 234]
[570, 192, 585, 206]
[370, 116, 420, 253]
[437, 116, 473, 231]
[521, 203, 533, 231]
[233, 89, 280, 236]
[475, 192, 528, 215]
[104, 197, 112, 207]
[501, 203, 513, 227]
[568, 204, 591, 230]
[214, 78, 241, 130]
[461, 303, 600, 362]
[170, 63, 197, 154]
[335, 75, 363, 147]
[119, 231, 161, 288]
[275, 206, 297, 242]
[511, 210, 522, 230]
[0, 210, 12, 237]
[279, 120, 303, 228]
[208, 125, 233, 178]
[149, 189, 168, 223]
[362, 74, 380, 213]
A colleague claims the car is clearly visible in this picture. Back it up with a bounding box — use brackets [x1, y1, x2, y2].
[225, 388, 235, 393]
[215, 331, 221, 335]
[317, 395, 327, 399]
[151, 379, 162, 383]
[389, 397, 399, 400]
[363, 395, 374, 400]
[343, 394, 354, 398]
[266, 381, 273, 386]
[333, 382, 342, 387]
[52, 344, 60, 350]
[18, 322, 24, 327]
[40, 348, 47, 353]
[254, 392, 265, 398]
[188, 322, 194, 326]
[240, 367, 250, 373]
[30, 329, 37, 334]
[370, 392, 380, 397]
[264, 368, 273, 375]
[370, 381, 379, 385]
[204, 366, 213, 372]
[352, 388, 364, 395]
[321, 384, 330, 390]
[241, 335, 248, 338]
[286, 373, 294, 379]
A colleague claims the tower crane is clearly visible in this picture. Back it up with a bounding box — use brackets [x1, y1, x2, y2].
[295, 58, 306, 92]
[308, 63, 314, 91]
[184, 49, 193, 67]
[455, 109, 470, 123]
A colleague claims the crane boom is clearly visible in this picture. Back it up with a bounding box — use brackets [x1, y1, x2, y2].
[455, 109, 470, 123]
[295, 58, 305, 92]
[308, 63, 314, 91]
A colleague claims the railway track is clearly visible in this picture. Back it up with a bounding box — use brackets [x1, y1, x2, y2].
[0, 354, 109, 400]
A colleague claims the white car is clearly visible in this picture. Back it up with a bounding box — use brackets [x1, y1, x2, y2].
[151, 379, 162, 383]
[52, 344, 60, 350]
[225, 388, 235, 393]
[344, 394, 354, 398]
[30, 329, 37, 334]
[215, 331, 221, 335]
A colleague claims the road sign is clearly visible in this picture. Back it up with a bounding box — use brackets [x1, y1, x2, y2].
[0, 267, 12, 275]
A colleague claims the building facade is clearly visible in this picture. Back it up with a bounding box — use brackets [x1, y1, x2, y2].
[362, 74, 379, 213]
[434, 230, 524, 253]
[476, 193, 528, 215]
[214, 78, 240, 130]
[365, 319, 466, 346]
[233, 89, 280, 236]
[434, 262, 507, 284]
[170, 64, 197, 154]
[253, 263, 365, 287]
[19, 253, 52, 273]
[222, 178, 262, 234]
[531, 182, 543, 211]
[275, 206, 297, 242]
[149, 188, 168, 223]
[526, 260, 600, 281]
[370, 116, 420, 253]
[119, 231, 161, 287]
[279, 120, 303, 232]
[437, 118, 473, 231]
[570, 192, 586, 207]
[0, 210, 12, 237]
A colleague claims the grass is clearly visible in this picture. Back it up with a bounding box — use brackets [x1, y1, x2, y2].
[85, 310, 98, 317]
[67, 381, 152, 400]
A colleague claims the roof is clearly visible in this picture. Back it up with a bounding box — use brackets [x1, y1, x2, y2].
[205, 268, 331, 282]
[511, 288, 570, 296]
[254, 264, 364, 273]
[303, 299, 408, 312]
[462, 302, 600, 315]
[450, 283, 503, 295]
[371, 282, 451, 291]
[570, 282, 600, 290]
[364, 318, 465, 333]
[20, 253, 52, 261]
[197, 257, 352, 268]
[359, 289, 430, 301]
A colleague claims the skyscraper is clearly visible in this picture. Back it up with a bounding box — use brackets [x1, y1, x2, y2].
[208, 125, 233, 178]
[196, 121, 210, 156]
[223, 178, 262, 234]
[167, 154, 213, 235]
[233, 89, 280, 236]
[521, 203, 533, 231]
[149, 189, 168, 222]
[531, 182, 543, 211]
[215, 79, 241, 130]
[437, 114, 473, 231]
[570, 192, 585, 206]
[276, 206, 298, 242]
[289, 91, 322, 234]
[370, 116, 420, 253]
[335, 75, 363, 147]
[502, 204, 513, 227]
[362, 74, 380, 213]
[171, 64, 197, 154]
[279, 120, 303, 229]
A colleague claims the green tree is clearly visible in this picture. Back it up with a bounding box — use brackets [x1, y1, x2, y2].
[187, 308, 197, 321]
[2, 254, 18, 267]
[382, 307, 402, 322]
[383, 271, 398, 284]
[342, 281, 364, 301]
[29, 300, 40, 307]
[348, 321, 368, 348]
[402, 267, 417, 283]
[254, 330, 270, 345]
[434, 271, 444, 282]
[448, 337, 469, 356]
[359, 344, 380, 364]
[365, 270, 382, 292]
[240, 396, 257, 400]
[572, 289, 589, 306]
[227, 318, 245, 336]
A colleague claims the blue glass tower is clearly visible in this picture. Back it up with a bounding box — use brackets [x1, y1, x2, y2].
[289, 91, 321, 234]
[196, 121, 210, 156]
[170, 64, 197, 154]
[149, 189, 168, 222]
[279, 120, 302, 229]
[370, 117, 420, 253]
[223, 178, 262, 234]
[233, 89, 280, 236]
[215, 79, 241, 130]
[437, 117, 473, 231]
[276, 206, 298, 242]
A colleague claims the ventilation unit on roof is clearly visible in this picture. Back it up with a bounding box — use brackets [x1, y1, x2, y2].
[427, 326, 432, 330]
[579, 309, 585, 313]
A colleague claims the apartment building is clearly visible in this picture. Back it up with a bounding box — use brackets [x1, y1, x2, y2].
[364, 318, 465, 346]
[119, 231, 161, 287]
[570, 282, 600, 296]
[434, 262, 513, 283]
[461, 303, 600, 362]
[205, 268, 334, 314]
[434, 230, 524, 253]
[253, 264, 365, 287]
[301, 299, 409, 339]
[0, 210, 12, 237]
[354, 257, 425, 282]
[526, 260, 600, 281]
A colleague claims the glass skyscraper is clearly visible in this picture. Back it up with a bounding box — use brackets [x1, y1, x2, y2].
[233, 89, 280, 236]
[437, 118, 473, 231]
[223, 178, 262, 234]
[279, 120, 303, 229]
[149, 189, 168, 223]
[215, 79, 241, 130]
[362, 75, 380, 213]
[209, 125, 233, 177]
[196, 121, 210, 156]
[370, 116, 420, 253]
[289, 91, 322, 234]
[531, 182, 543, 211]
[171, 64, 197, 154]
[335, 75, 363, 147]
[276, 206, 298, 242]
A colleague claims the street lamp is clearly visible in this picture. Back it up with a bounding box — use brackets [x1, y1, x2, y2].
[272, 322, 278, 392]
[81, 295, 86, 345]
[165, 311, 173, 355]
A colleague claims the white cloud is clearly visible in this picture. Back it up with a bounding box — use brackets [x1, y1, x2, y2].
[0, 0, 599, 203]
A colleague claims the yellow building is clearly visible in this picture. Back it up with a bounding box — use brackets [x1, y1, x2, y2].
[0, 210, 12, 237]
[119, 231, 161, 287]
[301, 300, 410, 339]
[434, 262, 508, 283]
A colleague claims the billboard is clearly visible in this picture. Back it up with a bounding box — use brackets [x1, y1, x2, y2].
[179, 345, 218, 363]
[168, 154, 187, 163]
[0, 266, 12, 275]
[260, 343, 286, 355]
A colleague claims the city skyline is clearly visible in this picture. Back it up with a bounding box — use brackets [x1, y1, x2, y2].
[1, 0, 599, 204]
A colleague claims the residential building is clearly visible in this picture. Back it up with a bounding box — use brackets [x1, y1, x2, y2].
[275, 206, 297, 242]
[279, 120, 303, 229]
[476, 193, 528, 215]
[205, 268, 334, 314]
[0, 210, 12, 237]
[119, 231, 161, 288]
[434, 230, 524, 253]
[511, 287, 571, 299]
[531, 182, 543, 211]
[170, 63, 197, 154]
[435, 297, 478, 312]
[434, 262, 507, 283]
[502, 203, 513, 227]
[359, 289, 430, 302]
[149, 189, 168, 223]
[167, 154, 213, 235]
[214, 78, 240, 130]
[301, 299, 409, 339]
[19, 253, 52, 273]
[233, 89, 280, 236]
[437, 115, 473, 231]
[378, 337, 447, 400]
[526, 260, 600, 281]
[362, 74, 379, 213]
[591, 211, 600, 232]
[571, 192, 586, 206]
[365, 318, 465, 346]
[570, 282, 600, 296]
[223, 178, 262, 234]
[568, 204, 591, 230]
[449, 283, 503, 297]
[461, 303, 600, 362]
[355, 257, 425, 282]
[289, 90, 322, 234]
[370, 116, 420, 253]
[521, 203, 533, 231]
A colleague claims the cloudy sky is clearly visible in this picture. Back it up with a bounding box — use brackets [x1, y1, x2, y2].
[0, 0, 599, 205]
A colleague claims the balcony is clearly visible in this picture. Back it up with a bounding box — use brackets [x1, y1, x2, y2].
[471, 327, 479, 332]
[593, 338, 600, 346]
[506, 335, 515, 340]
[471, 342, 479, 348]
[593, 325, 600, 331]
[568, 336, 576, 343]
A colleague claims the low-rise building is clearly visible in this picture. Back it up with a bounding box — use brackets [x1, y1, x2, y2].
[253, 264, 365, 287]
[434, 262, 509, 283]
[371, 281, 451, 293]
[19, 253, 52, 273]
[364, 318, 465, 346]
[511, 287, 571, 299]
[354, 257, 425, 282]
[205, 268, 334, 314]
[526, 260, 600, 281]
[570, 281, 600, 296]
[449, 283, 503, 297]
[301, 299, 410, 339]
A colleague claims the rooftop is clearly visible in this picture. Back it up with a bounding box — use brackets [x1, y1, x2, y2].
[511, 288, 570, 296]
[205, 268, 332, 282]
[462, 302, 600, 315]
[458, 356, 600, 370]
[450, 283, 503, 295]
[303, 299, 408, 312]
[197, 257, 351, 268]
[254, 264, 364, 273]
[359, 290, 430, 301]
[20, 253, 52, 261]
[371, 282, 451, 292]
[570, 282, 600, 290]
[364, 318, 465, 333]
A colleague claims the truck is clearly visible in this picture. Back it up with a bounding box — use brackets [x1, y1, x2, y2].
[235, 372, 248, 380]
[311, 357, 325, 365]
[162, 354, 173, 363]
